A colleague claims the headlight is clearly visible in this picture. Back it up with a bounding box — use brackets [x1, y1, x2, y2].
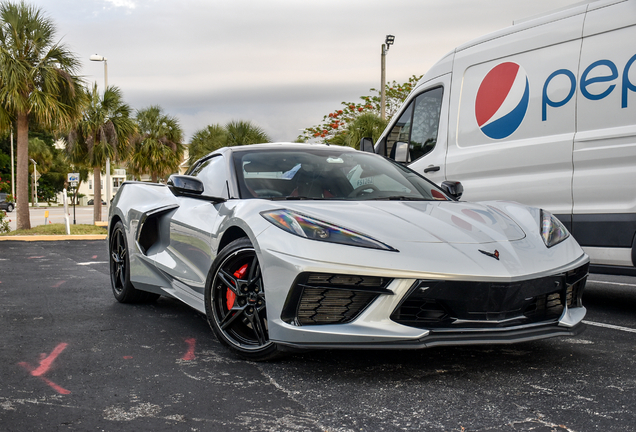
[540, 209, 569, 248]
[261, 209, 397, 251]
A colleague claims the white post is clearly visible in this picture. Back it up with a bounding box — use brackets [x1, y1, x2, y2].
[105, 158, 111, 221]
[10, 129, 15, 200]
[63, 188, 70, 235]
[30, 159, 38, 208]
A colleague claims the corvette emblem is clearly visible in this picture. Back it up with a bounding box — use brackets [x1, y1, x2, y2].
[479, 249, 500, 260]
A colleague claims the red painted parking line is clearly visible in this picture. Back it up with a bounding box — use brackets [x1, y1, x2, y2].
[27, 256, 45, 259]
[91, 255, 97, 259]
[182, 338, 196, 361]
[40, 376, 71, 395]
[31, 343, 68, 376]
[18, 343, 70, 395]
[51, 280, 66, 288]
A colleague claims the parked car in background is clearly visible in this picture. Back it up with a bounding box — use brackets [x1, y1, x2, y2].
[87, 199, 106, 205]
[108, 143, 589, 361]
[0, 193, 14, 212]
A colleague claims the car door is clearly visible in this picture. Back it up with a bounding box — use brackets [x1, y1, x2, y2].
[153, 154, 229, 301]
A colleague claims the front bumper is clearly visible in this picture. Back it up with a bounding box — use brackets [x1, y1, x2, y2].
[259, 240, 589, 349]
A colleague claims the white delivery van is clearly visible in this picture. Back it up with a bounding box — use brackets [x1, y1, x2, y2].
[374, 0, 636, 275]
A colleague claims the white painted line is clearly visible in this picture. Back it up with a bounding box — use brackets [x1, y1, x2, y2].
[583, 320, 636, 334]
[77, 262, 108, 266]
[587, 280, 636, 288]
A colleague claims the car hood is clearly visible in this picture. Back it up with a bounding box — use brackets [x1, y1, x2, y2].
[280, 200, 527, 245]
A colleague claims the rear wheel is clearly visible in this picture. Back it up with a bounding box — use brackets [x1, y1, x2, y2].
[205, 238, 281, 361]
[109, 221, 159, 303]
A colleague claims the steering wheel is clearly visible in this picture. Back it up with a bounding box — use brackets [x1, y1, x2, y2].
[348, 184, 380, 198]
[255, 189, 283, 198]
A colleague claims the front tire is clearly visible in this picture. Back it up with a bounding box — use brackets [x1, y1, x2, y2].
[205, 238, 281, 361]
[109, 221, 159, 303]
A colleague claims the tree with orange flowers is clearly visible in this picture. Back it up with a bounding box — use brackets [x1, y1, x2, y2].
[300, 75, 422, 143]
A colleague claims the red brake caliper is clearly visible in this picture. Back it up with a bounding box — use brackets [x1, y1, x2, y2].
[227, 263, 248, 310]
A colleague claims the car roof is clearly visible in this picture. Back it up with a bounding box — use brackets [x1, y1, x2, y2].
[225, 142, 358, 154]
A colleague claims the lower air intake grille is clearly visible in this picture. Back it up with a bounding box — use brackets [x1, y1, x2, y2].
[297, 288, 379, 325]
[281, 273, 393, 326]
[391, 263, 588, 329]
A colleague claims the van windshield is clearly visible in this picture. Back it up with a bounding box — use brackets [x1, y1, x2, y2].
[232, 148, 450, 201]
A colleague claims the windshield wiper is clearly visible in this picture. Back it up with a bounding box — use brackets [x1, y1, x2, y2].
[270, 196, 326, 200]
[370, 196, 429, 201]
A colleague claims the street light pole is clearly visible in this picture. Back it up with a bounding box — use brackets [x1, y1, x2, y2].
[381, 35, 395, 121]
[90, 54, 111, 221]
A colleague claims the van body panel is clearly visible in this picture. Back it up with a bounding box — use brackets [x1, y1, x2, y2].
[584, 0, 634, 35]
[572, 8, 636, 256]
[447, 19, 584, 213]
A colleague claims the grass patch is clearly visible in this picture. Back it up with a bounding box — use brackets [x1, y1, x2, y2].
[0, 223, 107, 236]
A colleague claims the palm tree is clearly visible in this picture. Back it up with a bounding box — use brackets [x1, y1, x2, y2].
[0, 1, 85, 229]
[131, 106, 184, 183]
[187, 120, 270, 166]
[187, 124, 227, 166]
[66, 83, 135, 222]
[225, 120, 270, 147]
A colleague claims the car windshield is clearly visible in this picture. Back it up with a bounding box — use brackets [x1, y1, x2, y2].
[232, 148, 450, 201]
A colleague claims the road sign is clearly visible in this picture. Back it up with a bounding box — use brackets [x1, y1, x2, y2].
[68, 173, 80, 183]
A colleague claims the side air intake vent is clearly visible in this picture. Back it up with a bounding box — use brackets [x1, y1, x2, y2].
[281, 273, 393, 326]
[135, 204, 179, 255]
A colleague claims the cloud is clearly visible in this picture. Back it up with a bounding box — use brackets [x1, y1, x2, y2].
[38, 0, 579, 142]
[104, 0, 136, 9]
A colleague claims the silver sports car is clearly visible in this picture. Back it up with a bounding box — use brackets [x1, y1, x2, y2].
[108, 143, 589, 360]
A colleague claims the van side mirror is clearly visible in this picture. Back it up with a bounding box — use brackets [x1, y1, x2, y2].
[394, 141, 411, 163]
[359, 137, 375, 153]
[440, 181, 464, 200]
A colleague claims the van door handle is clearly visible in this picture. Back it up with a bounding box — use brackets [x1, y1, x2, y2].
[424, 165, 440, 173]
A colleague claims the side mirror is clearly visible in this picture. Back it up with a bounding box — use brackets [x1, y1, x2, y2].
[359, 137, 375, 153]
[440, 181, 463, 200]
[167, 175, 204, 196]
[167, 175, 227, 203]
[394, 141, 411, 163]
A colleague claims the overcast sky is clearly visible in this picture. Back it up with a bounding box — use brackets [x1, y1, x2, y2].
[36, 0, 578, 142]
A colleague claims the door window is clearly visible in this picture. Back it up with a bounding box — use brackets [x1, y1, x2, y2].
[386, 87, 443, 161]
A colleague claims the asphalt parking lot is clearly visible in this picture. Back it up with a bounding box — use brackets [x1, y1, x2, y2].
[1, 240, 635, 431]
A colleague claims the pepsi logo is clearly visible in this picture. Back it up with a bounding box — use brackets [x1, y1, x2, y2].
[475, 62, 529, 139]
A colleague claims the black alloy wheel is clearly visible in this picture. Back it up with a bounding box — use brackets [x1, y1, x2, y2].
[109, 221, 159, 303]
[205, 238, 280, 361]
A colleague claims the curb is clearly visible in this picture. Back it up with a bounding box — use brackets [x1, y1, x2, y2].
[0, 235, 107, 241]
